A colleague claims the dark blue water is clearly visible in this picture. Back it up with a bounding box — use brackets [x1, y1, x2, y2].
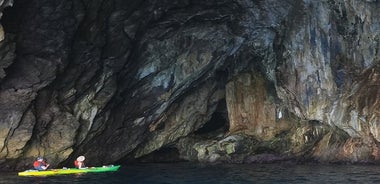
[2, 163, 380, 183]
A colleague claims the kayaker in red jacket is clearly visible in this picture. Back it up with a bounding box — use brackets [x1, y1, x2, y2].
[74, 156, 86, 169]
[33, 156, 50, 170]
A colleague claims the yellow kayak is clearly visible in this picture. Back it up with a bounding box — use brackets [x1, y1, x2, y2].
[18, 165, 120, 176]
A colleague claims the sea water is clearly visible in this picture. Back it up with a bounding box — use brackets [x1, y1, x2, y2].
[2, 162, 380, 183]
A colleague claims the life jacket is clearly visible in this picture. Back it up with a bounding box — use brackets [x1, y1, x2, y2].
[74, 160, 85, 168]
[33, 161, 46, 170]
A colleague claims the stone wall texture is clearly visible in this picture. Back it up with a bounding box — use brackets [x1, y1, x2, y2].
[0, 0, 379, 170]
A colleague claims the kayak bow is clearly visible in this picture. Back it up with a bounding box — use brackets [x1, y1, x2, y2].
[18, 165, 120, 176]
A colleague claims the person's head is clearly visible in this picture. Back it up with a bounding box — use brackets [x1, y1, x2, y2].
[76, 156, 85, 162]
[36, 156, 43, 161]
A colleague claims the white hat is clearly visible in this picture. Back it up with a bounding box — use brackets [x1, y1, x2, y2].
[77, 156, 85, 162]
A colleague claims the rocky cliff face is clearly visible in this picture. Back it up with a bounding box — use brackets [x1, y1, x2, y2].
[0, 0, 379, 171]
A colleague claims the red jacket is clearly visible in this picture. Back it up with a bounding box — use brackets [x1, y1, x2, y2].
[74, 160, 85, 168]
[33, 161, 47, 170]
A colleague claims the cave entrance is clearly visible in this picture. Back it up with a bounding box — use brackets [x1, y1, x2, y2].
[194, 99, 229, 137]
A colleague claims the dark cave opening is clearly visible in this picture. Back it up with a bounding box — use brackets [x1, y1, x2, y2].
[194, 99, 229, 137]
[1, 0, 30, 34]
[134, 100, 230, 163]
